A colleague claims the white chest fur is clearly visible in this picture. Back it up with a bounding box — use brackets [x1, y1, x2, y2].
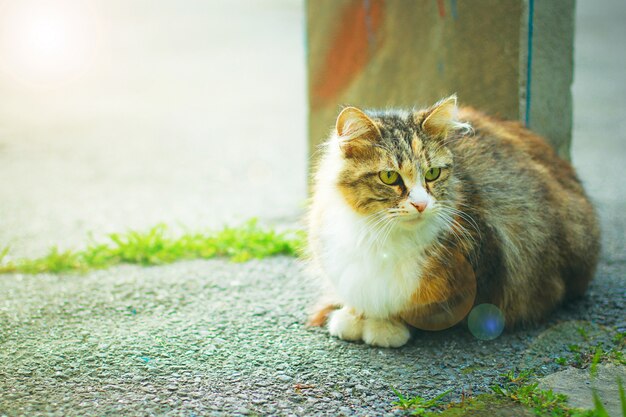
[316, 192, 441, 319]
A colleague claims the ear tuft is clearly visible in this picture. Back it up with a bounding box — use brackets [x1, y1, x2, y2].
[421, 95, 470, 138]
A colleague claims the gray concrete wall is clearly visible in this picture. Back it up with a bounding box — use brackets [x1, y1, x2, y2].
[307, 0, 575, 160]
[525, 0, 576, 157]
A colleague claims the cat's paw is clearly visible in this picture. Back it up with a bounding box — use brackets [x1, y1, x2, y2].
[327, 307, 363, 342]
[362, 318, 410, 348]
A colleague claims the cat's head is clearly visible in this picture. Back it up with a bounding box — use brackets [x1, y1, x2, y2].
[330, 95, 470, 226]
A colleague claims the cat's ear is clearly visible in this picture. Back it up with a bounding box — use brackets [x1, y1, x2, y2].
[420, 95, 469, 139]
[336, 107, 381, 157]
[336, 107, 380, 142]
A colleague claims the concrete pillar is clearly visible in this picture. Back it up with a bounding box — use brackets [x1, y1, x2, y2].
[307, 0, 575, 161]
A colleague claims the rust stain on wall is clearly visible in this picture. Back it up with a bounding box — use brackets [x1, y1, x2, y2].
[311, 0, 384, 110]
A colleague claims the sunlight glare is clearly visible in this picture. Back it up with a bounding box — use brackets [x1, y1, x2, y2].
[0, 0, 99, 88]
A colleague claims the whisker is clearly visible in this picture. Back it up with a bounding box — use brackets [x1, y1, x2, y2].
[434, 204, 481, 237]
[440, 209, 480, 236]
[367, 216, 395, 252]
[379, 217, 398, 249]
[434, 210, 477, 251]
[358, 212, 391, 246]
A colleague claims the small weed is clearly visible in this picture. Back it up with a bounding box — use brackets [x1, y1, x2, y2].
[590, 389, 612, 417]
[578, 326, 590, 342]
[490, 376, 597, 417]
[0, 219, 306, 274]
[394, 343, 626, 417]
[554, 326, 626, 369]
[392, 362, 625, 417]
[569, 344, 582, 353]
[501, 369, 533, 385]
[590, 346, 603, 378]
[556, 356, 569, 366]
[617, 378, 626, 417]
[589, 344, 626, 417]
[391, 387, 451, 416]
[0, 246, 9, 263]
[561, 341, 626, 369]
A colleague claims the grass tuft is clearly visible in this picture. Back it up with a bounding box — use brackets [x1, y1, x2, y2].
[0, 219, 305, 274]
[557, 341, 625, 369]
[391, 387, 452, 416]
[395, 364, 625, 417]
[490, 381, 580, 416]
[0, 246, 9, 264]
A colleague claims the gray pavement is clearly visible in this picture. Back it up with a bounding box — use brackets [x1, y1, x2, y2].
[0, 257, 623, 416]
[0, 0, 307, 258]
[1, 0, 625, 416]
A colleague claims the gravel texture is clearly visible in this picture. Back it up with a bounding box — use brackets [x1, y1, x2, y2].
[0, 253, 623, 416]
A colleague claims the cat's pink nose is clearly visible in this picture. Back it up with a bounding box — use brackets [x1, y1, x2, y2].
[411, 201, 427, 213]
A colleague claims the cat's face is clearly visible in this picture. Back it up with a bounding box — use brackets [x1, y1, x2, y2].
[333, 96, 465, 227]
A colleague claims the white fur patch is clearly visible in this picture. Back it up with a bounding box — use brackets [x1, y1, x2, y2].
[362, 317, 410, 348]
[327, 307, 363, 341]
[315, 185, 444, 319]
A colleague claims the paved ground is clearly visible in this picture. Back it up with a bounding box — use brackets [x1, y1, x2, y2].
[1, 0, 625, 416]
[0, 257, 623, 416]
[0, 0, 307, 258]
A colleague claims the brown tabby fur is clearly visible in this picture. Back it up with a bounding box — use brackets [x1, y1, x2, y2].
[309, 101, 600, 329]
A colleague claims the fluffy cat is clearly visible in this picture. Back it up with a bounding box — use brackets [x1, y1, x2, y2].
[307, 95, 600, 348]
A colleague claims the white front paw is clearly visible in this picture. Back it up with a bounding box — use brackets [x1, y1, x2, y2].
[327, 307, 363, 341]
[362, 318, 410, 348]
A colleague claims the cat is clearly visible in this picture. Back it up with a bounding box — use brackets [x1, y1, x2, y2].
[306, 95, 600, 348]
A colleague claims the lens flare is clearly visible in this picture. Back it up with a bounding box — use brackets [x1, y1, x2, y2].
[0, 0, 100, 88]
[467, 303, 505, 340]
[401, 251, 476, 331]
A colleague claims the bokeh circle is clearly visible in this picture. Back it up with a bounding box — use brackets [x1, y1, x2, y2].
[467, 303, 505, 340]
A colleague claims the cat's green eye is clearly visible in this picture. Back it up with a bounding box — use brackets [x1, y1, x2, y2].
[425, 167, 441, 181]
[379, 170, 400, 185]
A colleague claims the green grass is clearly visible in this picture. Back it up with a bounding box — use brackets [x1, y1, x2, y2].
[391, 387, 452, 416]
[392, 366, 626, 417]
[489, 370, 596, 417]
[555, 332, 626, 369]
[0, 219, 305, 274]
